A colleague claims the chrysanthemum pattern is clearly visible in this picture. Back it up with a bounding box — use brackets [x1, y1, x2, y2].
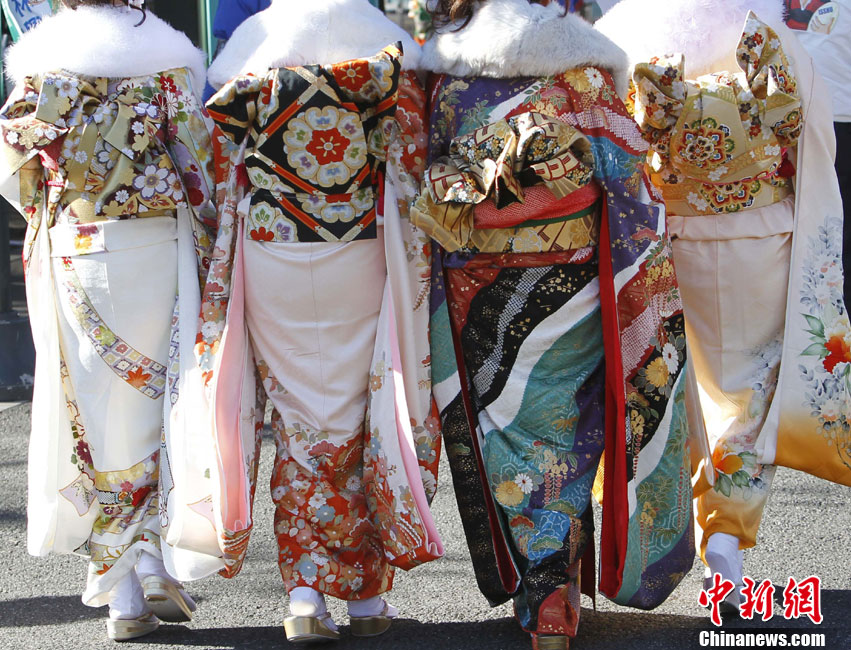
[207, 44, 402, 243]
[0, 68, 216, 226]
[284, 106, 367, 188]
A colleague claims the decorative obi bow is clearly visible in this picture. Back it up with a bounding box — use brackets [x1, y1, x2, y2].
[427, 112, 596, 214]
[30, 73, 166, 186]
[411, 112, 602, 253]
[632, 13, 802, 216]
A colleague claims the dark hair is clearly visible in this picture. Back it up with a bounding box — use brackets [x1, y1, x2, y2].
[62, 1, 146, 25]
[430, 0, 482, 30]
[430, 0, 564, 32]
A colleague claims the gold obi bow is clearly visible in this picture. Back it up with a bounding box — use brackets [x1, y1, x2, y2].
[426, 112, 595, 209]
[33, 72, 167, 191]
[412, 112, 601, 253]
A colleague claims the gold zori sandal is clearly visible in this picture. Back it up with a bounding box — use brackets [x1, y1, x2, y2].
[349, 603, 394, 638]
[140, 575, 195, 623]
[284, 613, 341, 644]
[532, 634, 569, 650]
[106, 613, 160, 642]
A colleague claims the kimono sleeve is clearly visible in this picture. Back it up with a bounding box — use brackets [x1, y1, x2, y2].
[205, 74, 263, 147]
[386, 70, 427, 205]
[158, 70, 218, 232]
[0, 76, 62, 221]
[328, 43, 403, 163]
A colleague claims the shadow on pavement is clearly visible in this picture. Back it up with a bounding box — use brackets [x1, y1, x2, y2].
[0, 595, 101, 627]
[720, 588, 851, 630]
[78, 611, 718, 649]
[107, 618, 529, 649]
[0, 508, 25, 524]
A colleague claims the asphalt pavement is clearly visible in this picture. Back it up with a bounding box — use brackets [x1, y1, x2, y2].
[0, 402, 848, 649]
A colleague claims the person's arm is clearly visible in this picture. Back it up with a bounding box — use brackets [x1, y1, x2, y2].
[0, 77, 57, 224]
[157, 70, 219, 284]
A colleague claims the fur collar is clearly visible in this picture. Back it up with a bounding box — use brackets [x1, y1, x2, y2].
[596, 0, 786, 78]
[419, 0, 629, 94]
[5, 6, 206, 92]
[207, 0, 422, 89]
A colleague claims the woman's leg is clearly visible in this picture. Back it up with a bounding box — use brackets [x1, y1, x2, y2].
[446, 257, 605, 643]
[673, 225, 791, 600]
[52, 239, 176, 609]
[243, 235, 392, 605]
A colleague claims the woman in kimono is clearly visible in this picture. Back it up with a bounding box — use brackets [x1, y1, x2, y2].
[598, 0, 851, 613]
[414, 1, 694, 647]
[199, 0, 443, 642]
[0, 0, 216, 641]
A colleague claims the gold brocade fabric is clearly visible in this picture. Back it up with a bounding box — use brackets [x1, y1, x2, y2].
[206, 45, 401, 243]
[632, 15, 802, 216]
[411, 112, 600, 253]
[0, 68, 214, 230]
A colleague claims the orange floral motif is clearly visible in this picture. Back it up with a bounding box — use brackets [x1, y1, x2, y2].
[74, 235, 92, 252]
[369, 372, 383, 391]
[271, 428, 394, 599]
[823, 335, 851, 373]
[125, 366, 152, 389]
[333, 61, 369, 92]
[714, 453, 744, 476]
[305, 128, 351, 165]
[249, 226, 275, 242]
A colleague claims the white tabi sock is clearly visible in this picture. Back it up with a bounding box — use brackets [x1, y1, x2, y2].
[705, 532, 745, 607]
[108, 570, 149, 621]
[347, 595, 399, 619]
[136, 550, 172, 580]
[289, 586, 337, 631]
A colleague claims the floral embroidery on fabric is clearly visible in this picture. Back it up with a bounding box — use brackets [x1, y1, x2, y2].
[799, 216, 851, 471]
[207, 44, 402, 243]
[271, 413, 394, 598]
[0, 62, 217, 609]
[284, 106, 367, 187]
[412, 112, 601, 254]
[422, 61, 692, 626]
[0, 69, 215, 227]
[56, 256, 168, 398]
[710, 335, 782, 499]
[199, 47, 441, 581]
[87, 450, 160, 575]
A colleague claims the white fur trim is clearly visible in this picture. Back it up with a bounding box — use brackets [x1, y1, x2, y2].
[207, 0, 422, 89]
[596, 0, 786, 78]
[5, 6, 206, 93]
[419, 0, 629, 94]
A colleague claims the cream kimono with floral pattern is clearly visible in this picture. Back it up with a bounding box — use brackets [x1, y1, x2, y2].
[194, 18, 443, 593]
[0, 64, 216, 603]
[630, 13, 851, 554]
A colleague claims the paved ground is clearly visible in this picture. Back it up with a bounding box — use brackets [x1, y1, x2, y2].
[0, 402, 848, 649]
